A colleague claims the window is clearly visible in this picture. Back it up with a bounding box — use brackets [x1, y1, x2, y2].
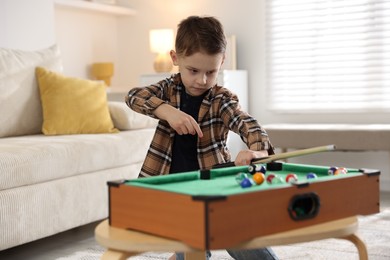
[266, 0, 390, 113]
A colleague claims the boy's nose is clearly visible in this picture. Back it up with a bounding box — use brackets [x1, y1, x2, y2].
[197, 74, 207, 85]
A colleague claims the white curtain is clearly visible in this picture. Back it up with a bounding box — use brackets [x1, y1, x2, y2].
[266, 0, 390, 112]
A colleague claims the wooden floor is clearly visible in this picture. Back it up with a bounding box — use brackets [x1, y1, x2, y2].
[1, 192, 389, 260]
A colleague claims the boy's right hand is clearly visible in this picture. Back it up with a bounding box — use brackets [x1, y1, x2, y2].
[154, 104, 203, 138]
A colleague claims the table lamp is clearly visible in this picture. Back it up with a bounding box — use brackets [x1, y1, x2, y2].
[149, 29, 174, 73]
[91, 62, 114, 86]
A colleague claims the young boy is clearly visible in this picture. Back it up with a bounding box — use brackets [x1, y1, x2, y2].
[126, 16, 278, 260]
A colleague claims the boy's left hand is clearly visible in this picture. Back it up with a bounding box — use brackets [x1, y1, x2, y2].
[235, 150, 269, 166]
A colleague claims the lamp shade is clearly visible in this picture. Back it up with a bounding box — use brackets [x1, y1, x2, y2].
[91, 62, 114, 86]
[149, 29, 174, 54]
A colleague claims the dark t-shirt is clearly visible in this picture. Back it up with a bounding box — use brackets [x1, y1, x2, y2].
[169, 87, 208, 174]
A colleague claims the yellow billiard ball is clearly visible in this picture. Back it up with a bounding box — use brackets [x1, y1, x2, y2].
[252, 172, 265, 185]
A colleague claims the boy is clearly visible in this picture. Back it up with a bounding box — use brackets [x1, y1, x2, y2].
[126, 16, 277, 260]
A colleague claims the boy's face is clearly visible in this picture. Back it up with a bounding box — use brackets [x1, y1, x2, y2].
[170, 51, 225, 96]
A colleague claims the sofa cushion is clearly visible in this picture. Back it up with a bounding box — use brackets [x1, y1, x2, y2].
[36, 67, 118, 135]
[0, 45, 62, 138]
[0, 129, 155, 191]
[108, 101, 158, 130]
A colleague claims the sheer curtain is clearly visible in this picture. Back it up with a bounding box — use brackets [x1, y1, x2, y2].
[266, 0, 390, 113]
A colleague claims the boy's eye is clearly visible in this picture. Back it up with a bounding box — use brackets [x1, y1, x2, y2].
[187, 69, 215, 75]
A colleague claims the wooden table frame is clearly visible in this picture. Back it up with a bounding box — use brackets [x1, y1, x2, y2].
[95, 217, 368, 260]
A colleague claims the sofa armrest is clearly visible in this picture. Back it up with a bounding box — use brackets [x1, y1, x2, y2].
[108, 101, 158, 130]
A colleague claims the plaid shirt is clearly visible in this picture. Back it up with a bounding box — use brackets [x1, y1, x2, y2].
[126, 73, 274, 177]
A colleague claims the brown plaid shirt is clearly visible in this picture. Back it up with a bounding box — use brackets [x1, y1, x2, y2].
[126, 73, 274, 177]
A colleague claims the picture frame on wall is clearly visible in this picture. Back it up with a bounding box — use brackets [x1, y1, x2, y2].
[221, 35, 237, 70]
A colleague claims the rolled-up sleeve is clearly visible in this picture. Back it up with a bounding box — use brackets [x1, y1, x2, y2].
[126, 86, 166, 118]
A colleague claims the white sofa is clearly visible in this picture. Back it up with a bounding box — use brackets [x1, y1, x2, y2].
[0, 45, 156, 250]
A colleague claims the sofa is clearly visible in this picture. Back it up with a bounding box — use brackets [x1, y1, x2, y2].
[0, 45, 157, 250]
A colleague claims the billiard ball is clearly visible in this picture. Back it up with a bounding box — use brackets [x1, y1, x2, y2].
[328, 166, 338, 175]
[235, 172, 249, 184]
[286, 173, 298, 183]
[338, 167, 348, 174]
[334, 168, 348, 175]
[240, 177, 253, 188]
[258, 165, 267, 174]
[248, 164, 266, 175]
[266, 173, 276, 184]
[271, 175, 284, 184]
[248, 164, 256, 174]
[306, 172, 317, 179]
[252, 172, 265, 185]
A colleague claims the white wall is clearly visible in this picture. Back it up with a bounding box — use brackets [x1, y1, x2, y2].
[54, 6, 119, 80]
[0, 0, 55, 50]
[115, 0, 265, 91]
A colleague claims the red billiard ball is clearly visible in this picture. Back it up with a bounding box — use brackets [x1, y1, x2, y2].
[252, 172, 265, 185]
[266, 173, 276, 184]
[286, 173, 298, 183]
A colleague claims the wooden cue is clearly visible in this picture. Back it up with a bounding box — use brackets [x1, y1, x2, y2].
[212, 144, 336, 169]
[251, 144, 336, 164]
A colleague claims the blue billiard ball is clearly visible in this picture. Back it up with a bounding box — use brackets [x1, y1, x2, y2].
[306, 172, 318, 179]
[328, 166, 338, 175]
[240, 177, 253, 188]
[235, 172, 249, 184]
[258, 165, 267, 174]
[248, 164, 266, 175]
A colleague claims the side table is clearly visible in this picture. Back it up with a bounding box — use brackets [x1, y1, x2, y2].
[95, 217, 368, 260]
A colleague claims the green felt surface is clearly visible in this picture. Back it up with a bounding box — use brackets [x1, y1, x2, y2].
[126, 163, 361, 196]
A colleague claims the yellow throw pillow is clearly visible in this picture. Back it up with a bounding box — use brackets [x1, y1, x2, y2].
[36, 67, 119, 135]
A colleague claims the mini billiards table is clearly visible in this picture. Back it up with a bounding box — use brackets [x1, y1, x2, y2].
[108, 162, 380, 250]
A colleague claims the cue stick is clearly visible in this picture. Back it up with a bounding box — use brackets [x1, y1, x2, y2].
[251, 144, 336, 164]
[213, 144, 336, 169]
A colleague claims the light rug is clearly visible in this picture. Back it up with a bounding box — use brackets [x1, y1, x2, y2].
[57, 209, 390, 260]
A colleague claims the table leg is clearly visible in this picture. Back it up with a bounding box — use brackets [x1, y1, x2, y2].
[101, 249, 138, 260]
[342, 234, 368, 260]
[184, 251, 206, 260]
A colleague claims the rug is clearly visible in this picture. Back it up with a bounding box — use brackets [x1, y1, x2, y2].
[57, 209, 390, 260]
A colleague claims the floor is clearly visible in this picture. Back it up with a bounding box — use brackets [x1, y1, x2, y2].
[1, 192, 390, 260]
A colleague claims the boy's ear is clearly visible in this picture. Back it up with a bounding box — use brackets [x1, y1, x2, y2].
[219, 53, 226, 68]
[170, 50, 179, 66]
[221, 53, 226, 65]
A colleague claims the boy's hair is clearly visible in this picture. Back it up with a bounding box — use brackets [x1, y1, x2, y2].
[175, 16, 227, 57]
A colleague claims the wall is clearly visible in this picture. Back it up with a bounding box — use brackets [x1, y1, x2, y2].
[115, 0, 265, 90]
[0, 0, 55, 50]
[54, 6, 119, 81]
